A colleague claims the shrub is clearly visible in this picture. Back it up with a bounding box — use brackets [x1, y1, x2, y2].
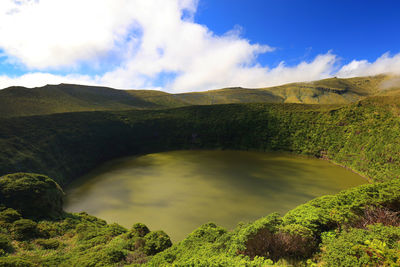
[144, 230, 172, 255]
[0, 208, 21, 223]
[105, 223, 127, 237]
[241, 227, 317, 261]
[126, 237, 146, 251]
[231, 213, 282, 252]
[0, 233, 13, 252]
[103, 247, 127, 263]
[321, 225, 400, 266]
[0, 173, 64, 219]
[125, 250, 148, 265]
[353, 206, 400, 228]
[129, 223, 150, 238]
[36, 221, 64, 238]
[12, 219, 38, 241]
[35, 238, 60, 249]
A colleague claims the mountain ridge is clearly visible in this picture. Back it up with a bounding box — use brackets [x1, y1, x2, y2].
[1, 74, 399, 118]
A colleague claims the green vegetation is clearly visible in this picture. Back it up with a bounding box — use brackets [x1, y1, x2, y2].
[0, 173, 172, 266]
[1, 174, 397, 266]
[149, 179, 400, 266]
[1, 94, 400, 185]
[0, 75, 399, 265]
[1, 75, 399, 118]
[0, 84, 158, 118]
[0, 173, 64, 219]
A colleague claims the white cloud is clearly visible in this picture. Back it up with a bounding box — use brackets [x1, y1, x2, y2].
[0, 0, 139, 69]
[0, 0, 399, 92]
[337, 53, 400, 78]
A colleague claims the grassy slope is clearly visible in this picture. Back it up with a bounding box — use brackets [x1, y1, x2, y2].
[1, 75, 399, 118]
[0, 84, 158, 118]
[133, 74, 396, 107]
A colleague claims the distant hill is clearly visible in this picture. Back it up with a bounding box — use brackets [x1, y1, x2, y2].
[0, 84, 158, 117]
[130, 75, 398, 106]
[1, 74, 399, 117]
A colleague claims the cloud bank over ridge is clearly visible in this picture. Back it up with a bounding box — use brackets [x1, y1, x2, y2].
[0, 0, 399, 92]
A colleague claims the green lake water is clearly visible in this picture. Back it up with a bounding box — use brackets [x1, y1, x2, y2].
[64, 150, 366, 241]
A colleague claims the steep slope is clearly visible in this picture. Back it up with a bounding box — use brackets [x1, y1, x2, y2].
[1, 96, 400, 186]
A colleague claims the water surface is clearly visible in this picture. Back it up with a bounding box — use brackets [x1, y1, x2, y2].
[64, 150, 366, 241]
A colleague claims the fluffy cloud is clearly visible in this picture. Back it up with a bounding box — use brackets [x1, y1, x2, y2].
[0, 0, 142, 69]
[337, 53, 400, 78]
[0, 0, 399, 92]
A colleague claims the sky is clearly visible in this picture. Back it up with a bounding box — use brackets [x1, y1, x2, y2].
[0, 0, 399, 92]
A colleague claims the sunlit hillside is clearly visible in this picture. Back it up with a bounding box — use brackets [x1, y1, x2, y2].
[1, 75, 399, 118]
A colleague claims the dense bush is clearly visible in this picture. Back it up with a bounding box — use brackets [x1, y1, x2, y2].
[0, 234, 12, 253]
[130, 223, 150, 237]
[352, 206, 400, 228]
[12, 219, 38, 241]
[0, 206, 172, 266]
[321, 224, 400, 266]
[0, 173, 64, 219]
[143, 231, 172, 255]
[241, 228, 317, 261]
[150, 180, 400, 265]
[0, 173, 397, 265]
[0, 209, 21, 223]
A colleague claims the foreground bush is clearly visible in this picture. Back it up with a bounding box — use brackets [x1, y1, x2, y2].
[150, 179, 400, 266]
[0, 173, 64, 219]
[321, 224, 400, 266]
[143, 231, 172, 255]
[0, 172, 398, 265]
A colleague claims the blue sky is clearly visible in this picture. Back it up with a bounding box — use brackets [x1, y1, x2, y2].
[196, 0, 400, 66]
[0, 0, 399, 92]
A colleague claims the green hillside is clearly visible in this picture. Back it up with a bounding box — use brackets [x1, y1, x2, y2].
[0, 84, 158, 118]
[1, 75, 399, 118]
[134, 74, 399, 106]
